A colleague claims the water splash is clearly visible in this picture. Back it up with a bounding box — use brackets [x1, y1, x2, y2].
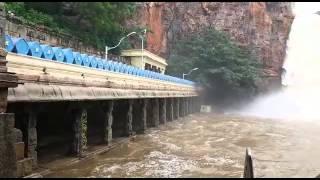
[239, 7, 320, 121]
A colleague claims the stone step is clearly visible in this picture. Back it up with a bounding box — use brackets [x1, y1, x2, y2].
[17, 158, 33, 177]
[15, 142, 25, 160]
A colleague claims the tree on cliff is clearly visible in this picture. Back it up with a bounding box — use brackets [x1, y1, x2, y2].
[167, 28, 262, 108]
[5, 2, 137, 53]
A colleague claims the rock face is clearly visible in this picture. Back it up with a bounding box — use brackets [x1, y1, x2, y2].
[126, 2, 294, 90]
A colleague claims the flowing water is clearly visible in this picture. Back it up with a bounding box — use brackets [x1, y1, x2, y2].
[44, 3, 320, 178]
[44, 113, 320, 178]
[239, 5, 320, 120]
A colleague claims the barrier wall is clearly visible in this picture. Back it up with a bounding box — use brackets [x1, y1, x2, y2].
[4, 35, 195, 86]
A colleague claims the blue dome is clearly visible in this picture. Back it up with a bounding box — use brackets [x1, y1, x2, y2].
[52, 47, 64, 62]
[96, 58, 104, 69]
[72, 52, 82, 65]
[40, 44, 54, 60]
[81, 54, 89, 67]
[104, 60, 110, 70]
[12, 37, 29, 55]
[5, 35, 14, 52]
[62, 48, 74, 63]
[114, 62, 120, 72]
[119, 63, 125, 73]
[143, 70, 147, 77]
[123, 64, 129, 74]
[109, 61, 115, 71]
[106, 61, 112, 71]
[89, 56, 97, 68]
[128, 66, 133, 74]
[131, 67, 136, 75]
[27, 41, 42, 58]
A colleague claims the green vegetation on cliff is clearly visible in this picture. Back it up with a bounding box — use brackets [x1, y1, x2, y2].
[5, 2, 138, 53]
[167, 28, 262, 107]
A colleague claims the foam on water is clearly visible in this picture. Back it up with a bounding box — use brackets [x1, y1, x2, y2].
[239, 8, 320, 121]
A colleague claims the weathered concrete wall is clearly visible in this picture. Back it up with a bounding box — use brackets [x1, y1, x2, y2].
[5, 95, 199, 176]
[0, 114, 17, 177]
[132, 99, 148, 134]
[159, 98, 166, 124]
[5, 16, 104, 58]
[0, 3, 20, 177]
[103, 101, 113, 145]
[0, 74, 18, 177]
[166, 98, 174, 122]
[71, 107, 88, 157]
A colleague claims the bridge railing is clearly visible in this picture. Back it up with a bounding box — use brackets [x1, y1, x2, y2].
[4, 35, 195, 86]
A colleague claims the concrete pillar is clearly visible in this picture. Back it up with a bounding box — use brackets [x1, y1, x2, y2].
[179, 98, 185, 117]
[141, 99, 148, 131]
[188, 97, 193, 114]
[184, 97, 189, 116]
[151, 98, 160, 127]
[134, 99, 149, 133]
[196, 97, 201, 112]
[103, 101, 113, 145]
[27, 110, 37, 168]
[184, 98, 188, 115]
[193, 97, 198, 113]
[133, 99, 148, 133]
[174, 98, 180, 119]
[0, 2, 19, 177]
[166, 98, 174, 122]
[0, 114, 18, 177]
[159, 98, 167, 125]
[185, 97, 189, 115]
[124, 99, 133, 136]
[183, 98, 187, 116]
[72, 108, 87, 158]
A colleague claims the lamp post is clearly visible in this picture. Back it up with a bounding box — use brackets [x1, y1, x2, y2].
[105, 31, 137, 60]
[105, 29, 147, 69]
[139, 29, 147, 69]
[183, 68, 199, 79]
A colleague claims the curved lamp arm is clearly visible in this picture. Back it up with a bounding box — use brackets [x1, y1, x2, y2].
[183, 68, 199, 79]
[107, 32, 137, 51]
[186, 68, 199, 75]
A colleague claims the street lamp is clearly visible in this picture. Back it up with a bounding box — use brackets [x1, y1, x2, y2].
[139, 29, 147, 69]
[105, 31, 137, 60]
[105, 29, 147, 70]
[183, 68, 199, 79]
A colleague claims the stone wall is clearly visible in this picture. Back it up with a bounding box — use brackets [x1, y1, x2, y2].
[5, 16, 104, 58]
[0, 2, 19, 177]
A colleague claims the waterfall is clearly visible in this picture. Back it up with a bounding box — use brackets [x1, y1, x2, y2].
[237, 3, 320, 120]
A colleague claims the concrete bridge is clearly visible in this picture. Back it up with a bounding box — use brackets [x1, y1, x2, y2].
[0, 5, 199, 177]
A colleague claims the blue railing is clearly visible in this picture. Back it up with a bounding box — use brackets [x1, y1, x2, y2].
[4, 35, 195, 86]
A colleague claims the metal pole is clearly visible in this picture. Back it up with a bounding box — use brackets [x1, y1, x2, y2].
[105, 46, 108, 60]
[141, 37, 144, 69]
[183, 68, 198, 79]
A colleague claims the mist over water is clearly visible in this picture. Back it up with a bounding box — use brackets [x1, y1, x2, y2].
[237, 8, 320, 121]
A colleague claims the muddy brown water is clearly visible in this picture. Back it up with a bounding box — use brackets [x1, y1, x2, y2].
[44, 113, 320, 178]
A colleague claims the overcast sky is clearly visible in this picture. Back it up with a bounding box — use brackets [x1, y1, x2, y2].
[293, 2, 320, 16]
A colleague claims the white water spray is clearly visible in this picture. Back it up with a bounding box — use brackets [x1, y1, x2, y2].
[239, 3, 320, 121]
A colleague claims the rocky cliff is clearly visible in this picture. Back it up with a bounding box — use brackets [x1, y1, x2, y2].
[126, 2, 294, 90]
